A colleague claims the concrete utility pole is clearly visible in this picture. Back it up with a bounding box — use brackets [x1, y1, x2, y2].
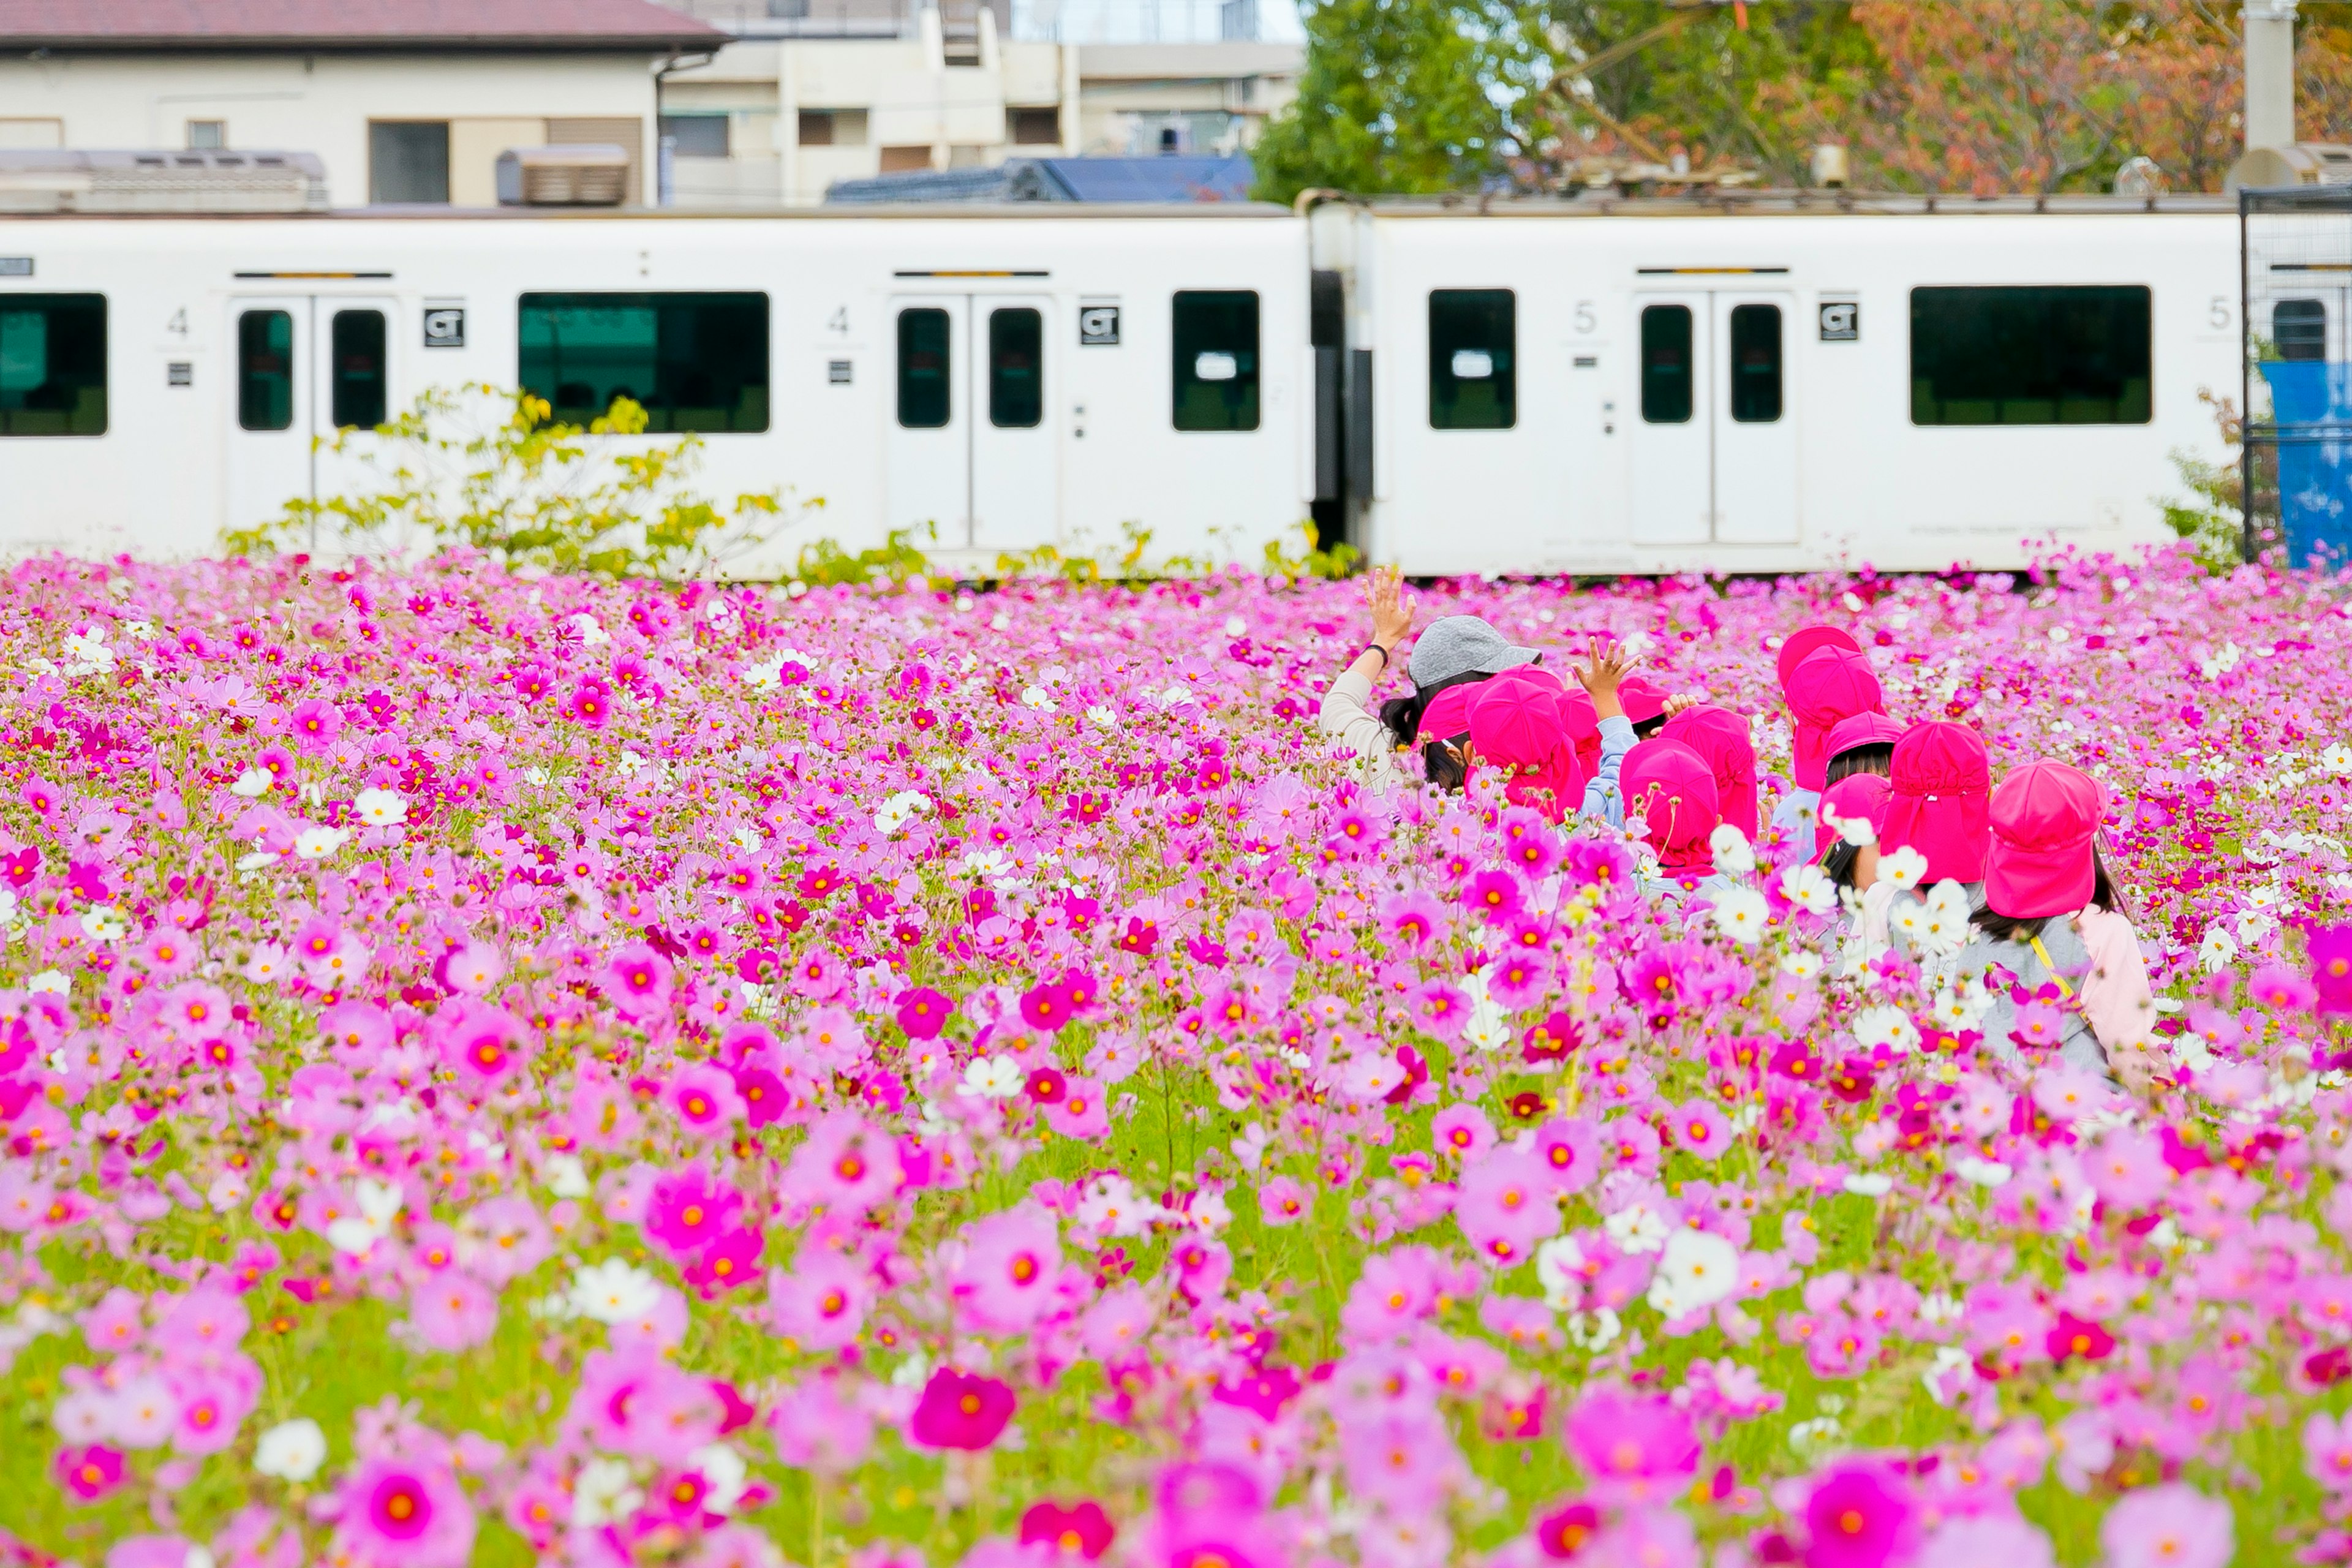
[2245, 0, 2298, 154]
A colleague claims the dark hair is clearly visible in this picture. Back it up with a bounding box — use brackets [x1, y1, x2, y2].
[1825, 744, 1894, 786]
[1821, 839, 1861, 891]
[1379, 669, 1491, 786]
[1630, 712, 1669, 739]
[1972, 844, 2127, 944]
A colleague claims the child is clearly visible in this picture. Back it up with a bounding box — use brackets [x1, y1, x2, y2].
[1623, 737, 1722, 894]
[1816, 773, 1894, 971]
[1461, 645, 1640, 824]
[1960, 760, 2158, 1084]
[1878, 721, 1991, 897]
[1464, 669, 1583, 824]
[1770, 643, 1885, 846]
[1823, 712, 1908, 786]
[1659, 703, 1759, 841]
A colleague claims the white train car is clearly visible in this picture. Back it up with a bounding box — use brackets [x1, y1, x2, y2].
[1319, 195, 2243, 576]
[0, 208, 1312, 570]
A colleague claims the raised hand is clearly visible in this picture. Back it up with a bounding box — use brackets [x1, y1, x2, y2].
[1367, 564, 1415, 652]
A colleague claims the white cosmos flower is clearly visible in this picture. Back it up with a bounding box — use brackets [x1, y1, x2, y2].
[1854, 1006, 1919, 1055]
[1881, 845, 1929, 890]
[1779, 862, 1838, 916]
[1709, 823, 1756, 875]
[1602, 1202, 1670, 1256]
[1020, 684, 1057, 711]
[1709, 885, 1771, 945]
[2199, 925, 2240, 972]
[1086, 704, 1118, 729]
[545, 1155, 590, 1198]
[78, 907, 128, 943]
[1566, 1308, 1622, 1352]
[2324, 742, 2352, 774]
[569, 1260, 663, 1324]
[352, 788, 407, 827]
[230, 767, 274, 797]
[253, 1417, 327, 1480]
[1645, 1227, 1740, 1316]
[1842, 1173, 1894, 1197]
[571, 1457, 645, 1527]
[1954, 1157, 2013, 1188]
[1781, 949, 1823, 979]
[1535, 1235, 1588, 1310]
[959, 1055, 1025, 1100]
[293, 826, 349, 861]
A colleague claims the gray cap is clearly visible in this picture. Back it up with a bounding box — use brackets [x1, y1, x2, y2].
[1408, 615, 1540, 688]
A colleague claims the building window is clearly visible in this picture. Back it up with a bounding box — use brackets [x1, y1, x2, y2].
[187, 120, 225, 150]
[238, 309, 295, 432]
[519, 293, 770, 433]
[799, 110, 835, 147]
[660, 115, 729, 157]
[1428, 288, 1513, 430]
[989, 307, 1042, 428]
[1640, 304, 1694, 424]
[330, 309, 387, 430]
[1009, 108, 1061, 146]
[1172, 290, 1259, 432]
[2276, 298, 2328, 362]
[1910, 285, 2152, 425]
[897, 308, 951, 428]
[879, 145, 932, 172]
[1728, 303, 1782, 423]
[0, 294, 106, 437]
[370, 121, 450, 204]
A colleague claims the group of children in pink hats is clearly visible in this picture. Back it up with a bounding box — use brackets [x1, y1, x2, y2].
[1318, 570, 2160, 1087]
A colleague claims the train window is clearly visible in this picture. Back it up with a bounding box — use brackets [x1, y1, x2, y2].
[1428, 289, 1515, 429]
[2276, 298, 2328, 362]
[238, 309, 295, 432]
[897, 307, 951, 428]
[1172, 290, 1259, 431]
[1640, 305, 1693, 423]
[1910, 285, 2151, 424]
[1728, 303, 1782, 423]
[518, 292, 769, 434]
[989, 307, 1042, 428]
[0, 293, 105, 437]
[330, 310, 386, 430]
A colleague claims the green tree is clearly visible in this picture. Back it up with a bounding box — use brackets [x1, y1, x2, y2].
[1251, 0, 1521, 203]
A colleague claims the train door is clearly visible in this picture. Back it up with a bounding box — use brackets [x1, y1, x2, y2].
[1709, 292, 1797, 546]
[1626, 290, 1798, 547]
[885, 294, 1058, 551]
[1628, 295, 1711, 545]
[227, 296, 313, 533]
[225, 295, 397, 538]
[2271, 289, 2342, 361]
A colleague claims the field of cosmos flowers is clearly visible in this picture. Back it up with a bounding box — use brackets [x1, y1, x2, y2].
[1, 540, 2350, 1568]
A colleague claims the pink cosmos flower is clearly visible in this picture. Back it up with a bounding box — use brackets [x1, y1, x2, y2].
[896, 985, 954, 1040]
[683, 1226, 766, 1297]
[606, 943, 672, 1008]
[2309, 1410, 2352, 1493]
[409, 1271, 499, 1352]
[1257, 1175, 1310, 1227]
[287, 697, 342, 754]
[2098, 1483, 2232, 1568]
[1803, 1464, 1917, 1568]
[1020, 1499, 1117, 1559]
[782, 1112, 903, 1215]
[332, 1455, 476, 1568]
[668, 1064, 745, 1138]
[909, 1368, 1016, 1450]
[1453, 1148, 1558, 1267]
[51, 1442, 126, 1502]
[644, 1168, 744, 1262]
[950, 1208, 1063, 1333]
[1915, 1515, 2055, 1568]
[1667, 1099, 1732, 1161]
[769, 1250, 871, 1350]
[1531, 1118, 1600, 1195]
[1431, 1102, 1496, 1163]
[1562, 1388, 1698, 1486]
[1042, 1077, 1112, 1140]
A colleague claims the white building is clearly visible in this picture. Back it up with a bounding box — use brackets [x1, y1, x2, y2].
[0, 0, 726, 208]
[657, 0, 1298, 206]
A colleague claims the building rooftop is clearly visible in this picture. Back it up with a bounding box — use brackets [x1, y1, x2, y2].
[0, 0, 726, 50]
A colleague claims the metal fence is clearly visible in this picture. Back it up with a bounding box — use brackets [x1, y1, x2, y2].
[2244, 185, 2352, 568]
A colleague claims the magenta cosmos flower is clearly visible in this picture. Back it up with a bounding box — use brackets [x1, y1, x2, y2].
[908, 1367, 1016, 1450]
[1562, 1387, 1700, 1485]
[1803, 1464, 1917, 1568]
[333, 1456, 476, 1568]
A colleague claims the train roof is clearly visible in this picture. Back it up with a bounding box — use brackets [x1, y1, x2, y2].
[1341, 189, 2237, 218]
[4, 201, 1298, 221]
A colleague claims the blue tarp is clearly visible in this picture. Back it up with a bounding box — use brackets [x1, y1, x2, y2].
[2260, 360, 2352, 570]
[825, 155, 1256, 205]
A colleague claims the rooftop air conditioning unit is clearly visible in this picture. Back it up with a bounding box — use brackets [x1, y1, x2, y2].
[2227, 141, 2352, 192]
[496, 145, 630, 207]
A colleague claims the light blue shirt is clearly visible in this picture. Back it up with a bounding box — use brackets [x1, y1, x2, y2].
[1577, 715, 1638, 827]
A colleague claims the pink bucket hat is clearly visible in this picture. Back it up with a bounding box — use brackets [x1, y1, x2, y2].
[1879, 721, 1991, 883]
[1785, 647, 1885, 791]
[1775, 624, 1862, 692]
[1616, 674, 1670, 726]
[1986, 760, 2106, 919]
[1468, 673, 1583, 823]
[1814, 772, 1893, 862]
[1621, 738, 1721, 874]
[1823, 712, 1909, 768]
[1659, 704, 1757, 839]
